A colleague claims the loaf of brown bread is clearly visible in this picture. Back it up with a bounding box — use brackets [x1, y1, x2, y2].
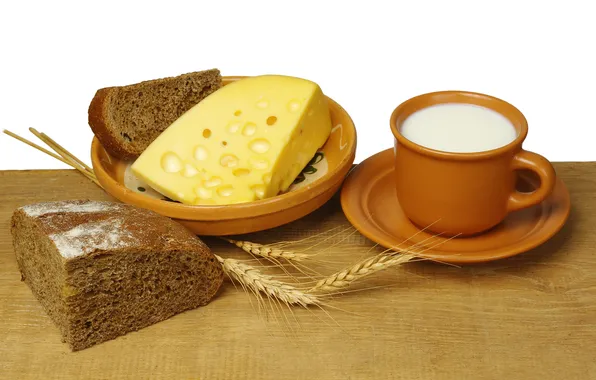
[88, 68, 222, 160]
[10, 200, 224, 351]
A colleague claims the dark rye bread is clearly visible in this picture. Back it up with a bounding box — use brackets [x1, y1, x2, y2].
[10, 200, 224, 351]
[88, 68, 222, 160]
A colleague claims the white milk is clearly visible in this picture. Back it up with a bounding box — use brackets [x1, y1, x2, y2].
[399, 103, 518, 153]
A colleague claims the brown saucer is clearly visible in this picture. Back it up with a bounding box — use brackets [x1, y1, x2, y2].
[340, 148, 571, 264]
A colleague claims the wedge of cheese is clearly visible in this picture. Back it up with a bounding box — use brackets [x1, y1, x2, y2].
[130, 75, 333, 205]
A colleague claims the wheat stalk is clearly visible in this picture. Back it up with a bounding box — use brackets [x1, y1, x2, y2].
[308, 252, 418, 293]
[223, 238, 310, 261]
[215, 247, 418, 307]
[215, 254, 320, 307]
[3, 129, 100, 186]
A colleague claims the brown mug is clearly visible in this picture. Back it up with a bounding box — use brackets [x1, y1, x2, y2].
[390, 90, 556, 236]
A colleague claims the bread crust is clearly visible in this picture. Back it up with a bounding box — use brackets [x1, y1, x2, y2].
[87, 69, 222, 161]
[88, 87, 138, 160]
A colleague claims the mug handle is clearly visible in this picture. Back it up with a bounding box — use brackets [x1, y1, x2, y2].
[506, 150, 557, 212]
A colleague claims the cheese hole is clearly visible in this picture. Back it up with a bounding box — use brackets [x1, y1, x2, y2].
[161, 152, 182, 173]
[266, 116, 277, 126]
[195, 187, 213, 199]
[288, 100, 301, 112]
[194, 146, 208, 161]
[227, 121, 240, 134]
[256, 99, 269, 109]
[242, 122, 257, 136]
[182, 163, 199, 178]
[217, 185, 234, 197]
[249, 158, 269, 170]
[251, 184, 266, 199]
[233, 168, 251, 177]
[263, 173, 272, 184]
[220, 154, 239, 168]
[202, 129, 212, 138]
[203, 176, 222, 188]
[249, 138, 271, 154]
[222, 141, 228, 146]
[234, 110, 242, 116]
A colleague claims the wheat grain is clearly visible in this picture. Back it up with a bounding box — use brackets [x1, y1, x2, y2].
[224, 238, 311, 261]
[308, 252, 418, 293]
[215, 254, 320, 308]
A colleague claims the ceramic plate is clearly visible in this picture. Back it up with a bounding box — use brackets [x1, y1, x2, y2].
[92, 76, 357, 236]
[340, 148, 571, 264]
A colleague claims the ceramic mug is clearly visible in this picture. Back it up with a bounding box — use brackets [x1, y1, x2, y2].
[390, 90, 556, 236]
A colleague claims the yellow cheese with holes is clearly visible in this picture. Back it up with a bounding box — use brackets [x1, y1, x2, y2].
[130, 75, 333, 205]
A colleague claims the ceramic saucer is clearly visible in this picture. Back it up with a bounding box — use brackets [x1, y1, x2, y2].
[340, 148, 571, 264]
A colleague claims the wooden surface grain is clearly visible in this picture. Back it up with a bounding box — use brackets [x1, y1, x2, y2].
[1, 164, 595, 380]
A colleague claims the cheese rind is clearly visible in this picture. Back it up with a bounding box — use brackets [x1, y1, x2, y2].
[131, 75, 333, 205]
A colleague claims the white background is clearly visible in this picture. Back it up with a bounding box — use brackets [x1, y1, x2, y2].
[1, 0, 594, 170]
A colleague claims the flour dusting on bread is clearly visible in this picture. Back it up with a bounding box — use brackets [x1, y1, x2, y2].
[21, 200, 122, 217]
[49, 218, 137, 259]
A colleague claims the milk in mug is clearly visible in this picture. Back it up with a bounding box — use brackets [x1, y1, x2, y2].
[399, 103, 518, 153]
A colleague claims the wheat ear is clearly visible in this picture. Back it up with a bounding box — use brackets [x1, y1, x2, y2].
[223, 238, 310, 261]
[215, 254, 320, 307]
[308, 252, 418, 293]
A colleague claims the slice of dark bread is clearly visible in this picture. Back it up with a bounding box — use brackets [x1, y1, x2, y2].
[88, 68, 222, 160]
[10, 199, 224, 351]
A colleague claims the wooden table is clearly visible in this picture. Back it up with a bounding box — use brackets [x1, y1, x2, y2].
[1, 164, 595, 380]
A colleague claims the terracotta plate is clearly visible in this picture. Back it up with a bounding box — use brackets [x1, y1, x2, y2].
[340, 148, 571, 264]
[91, 76, 357, 236]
